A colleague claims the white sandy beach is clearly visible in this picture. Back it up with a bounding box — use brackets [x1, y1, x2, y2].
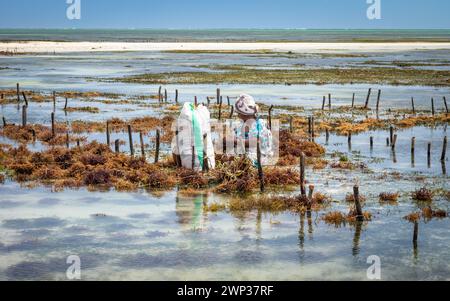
[1, 41, 450, 54]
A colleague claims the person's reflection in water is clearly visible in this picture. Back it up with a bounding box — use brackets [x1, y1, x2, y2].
[352, 220, 363, 256]
[175, 192, 205, 231]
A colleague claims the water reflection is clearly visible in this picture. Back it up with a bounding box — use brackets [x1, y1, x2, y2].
[175, 192, 206, 231]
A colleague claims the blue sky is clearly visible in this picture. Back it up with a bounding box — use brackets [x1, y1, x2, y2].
[0, 0, 449, 29]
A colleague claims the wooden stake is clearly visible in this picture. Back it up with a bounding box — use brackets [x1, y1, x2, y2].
[364, 88, 371, 109]
[115, 139, 120, 153]
[376, 89, 381, 111]
[444, 96, 448, 114]
[389, 126, 394, 145]
[127, 124, 134, 156]
[51, 112, 55, 137]
[307, 185, 314, 211]
[325, 128, 329, 144]
[229, 105, 234, 119]
[322, 96, 326, 111]
[106, 121, 110, 146]
[139, 131, 145, 158]
[289, 116, 293, 133]
[202, 133, 209, 172]
[431, 98, 435, 116]
[21, 105, 27, 126]
[411, 137, 415, 165]
[268, 105, 274, 130]
[411, 97, 415, 114]
[413, 221, 419, 244]
[2, 117, 7, 127]
[22, 92, 28, 107]
[427, 142, 431, 167]
[218, 96, 222, 120]
[216, 88, 220, 105]
[66, 132, 70, 148]
[76, 139, 80, 147]
[191, 145, 195, 169]
[441, 136, 447, 162]
[16, 83, 20, 102]
[300, 152, 306, 197]
[227, 96, 231, 106]
[64, 97, 68, 110]
[256, 135, 265, 192]
[194, 96, 198, 107]
[155, 129, 160, 163]
[175, 89, 178, 103]
[52, 91, 56, 111]
[353, 185, 364, 221]
[386, 137, 389, 146]
[351, 93, 355, 108]
[311, 116, 315, 141]
[307, 116, 312, 135]
[158, 86, 162, 103]
[328, 93, 331, 110]
[391, 134, 397, 150]
[370, 136, 373, 150]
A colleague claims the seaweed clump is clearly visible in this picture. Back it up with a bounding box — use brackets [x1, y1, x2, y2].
[412, 187, 434, 202]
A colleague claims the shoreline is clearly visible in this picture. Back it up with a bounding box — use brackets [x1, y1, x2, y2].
[2, 41, 450, 54]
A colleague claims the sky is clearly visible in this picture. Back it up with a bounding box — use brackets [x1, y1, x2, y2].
[0, 0, 449, 29]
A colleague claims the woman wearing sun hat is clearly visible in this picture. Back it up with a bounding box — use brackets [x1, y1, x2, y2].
[234, 94, 273, 165]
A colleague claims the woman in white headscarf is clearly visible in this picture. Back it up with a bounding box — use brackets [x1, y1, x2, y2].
[234, 94, 273, 165]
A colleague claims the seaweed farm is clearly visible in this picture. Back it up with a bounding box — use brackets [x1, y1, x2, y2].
[0, 47, 449, 281]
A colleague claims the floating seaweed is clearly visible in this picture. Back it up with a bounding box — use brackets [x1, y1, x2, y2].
[412, 187, 434, 202]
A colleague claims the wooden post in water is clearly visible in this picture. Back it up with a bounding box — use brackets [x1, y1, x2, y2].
[155, 129, 160, 163]
[114, 139, 120, 153]
[218, 96, 222, 121]
[391, 134, 397, 151]
[256, 135, 265, 192]
[139, 131, 145, 158]
[216, 88, 221, 105]
[16, 83, 20, 102]
[22, 105, 27, 126]
[22, 92, 28, 107]
[175, 89, 178, 103]
[158, 86, 162, 103]
[307, 185, 314, 212]
[427, 142, 431, 167]
[127, 125, 134, 156]
[51, 112, 55, 137]
[268, 105, 274, 130]
[52, 91, 56, 111]
[66, 132, 70, 148]
[351, 93, 355, 108]
[191, 145, 195, 169]
[229, 106, 234, 119]
[389, 126, 394, 146]
[194, 96, 198, 107]
[411, 97, 415, 114]
[311, 116, 315, 142]
[413, 221, 419, 246]
[386, 137, 389, 146]
[328, 93, 331, 110]
[348, 132, 352, 149]
[106, 121, 110, 146]
[441, 136, 447, 162]
[322, 96, 326, 111]
[202, 134, 209, 172]
[444, 96, 448, 114]
[64, 97, 68, 111]
[376, 89, 381, 112]
[325, 128, 329, 144]
[364, 88, 371, 109]
[300, 152, 306, 197]
[370, 136, 374, 150]
[411, 137, 416, 165]
[307, 116, 312, 135]
[431, 98, 435, 116]
[353, 185, 364, 222]
[227, 96, 231, 106]
[2, 117, 7, 127]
